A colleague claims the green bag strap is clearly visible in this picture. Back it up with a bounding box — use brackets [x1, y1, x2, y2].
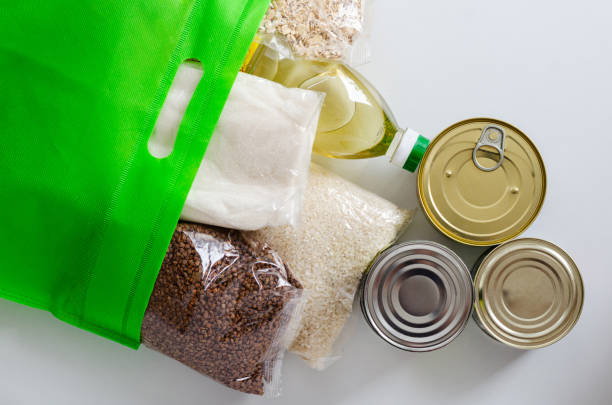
[0, 0, 269, 348]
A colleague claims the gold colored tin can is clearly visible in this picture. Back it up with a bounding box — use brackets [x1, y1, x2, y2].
[472, 238, 584, 349]
[418, 118, 546, 246]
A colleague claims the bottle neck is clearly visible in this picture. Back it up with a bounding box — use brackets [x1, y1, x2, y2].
[386, 128, 430, 172]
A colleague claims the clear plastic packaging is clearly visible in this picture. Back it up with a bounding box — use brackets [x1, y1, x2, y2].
[248, 164, 414, 369]
[181, 72, 324, 230]
[141, 222, 303, 396]
[260, 0, 373, 64]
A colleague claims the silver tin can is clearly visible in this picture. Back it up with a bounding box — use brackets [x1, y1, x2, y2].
[360, 241, 474, 351]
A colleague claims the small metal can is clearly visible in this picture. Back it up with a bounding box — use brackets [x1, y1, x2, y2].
[472, 238, 584, 349]
[360, 241, 474, 351]
[418, 118, 546, 246]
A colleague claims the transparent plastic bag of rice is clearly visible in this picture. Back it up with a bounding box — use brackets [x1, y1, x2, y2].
[248, 163, 414, 369]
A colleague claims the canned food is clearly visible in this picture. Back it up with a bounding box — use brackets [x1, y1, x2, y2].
[418, 118, 546, 246]
[361, 241, 474, 351]
[472, 238, 584, 349]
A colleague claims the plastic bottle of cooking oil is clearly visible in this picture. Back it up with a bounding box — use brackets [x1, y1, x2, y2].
[242, 35, 429, 172]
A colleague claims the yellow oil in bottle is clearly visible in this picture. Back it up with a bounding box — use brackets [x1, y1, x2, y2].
[244, 39, 402, 159]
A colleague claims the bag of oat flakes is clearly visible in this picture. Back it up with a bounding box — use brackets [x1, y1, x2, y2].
[260, 0, 374, 64]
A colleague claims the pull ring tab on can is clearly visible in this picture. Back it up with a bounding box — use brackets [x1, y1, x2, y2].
[473, 125, 506, 171]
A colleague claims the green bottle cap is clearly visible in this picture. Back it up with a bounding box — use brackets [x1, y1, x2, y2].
[403, 134, 430, 172]
[388, 128, 430, 172]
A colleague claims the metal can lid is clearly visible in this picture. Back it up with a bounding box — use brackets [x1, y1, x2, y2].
[418, 118, 546, 246]
[361, 241, 474, 352]
[473, 238, 584, 349]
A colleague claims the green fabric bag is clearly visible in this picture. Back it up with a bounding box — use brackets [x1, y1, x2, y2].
[0, 0, 269, 348]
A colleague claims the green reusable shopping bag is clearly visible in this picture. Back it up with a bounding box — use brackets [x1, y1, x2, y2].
[0, 0, 269, 348]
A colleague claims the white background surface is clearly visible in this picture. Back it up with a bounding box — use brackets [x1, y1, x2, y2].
[1, 0, 611, 404]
